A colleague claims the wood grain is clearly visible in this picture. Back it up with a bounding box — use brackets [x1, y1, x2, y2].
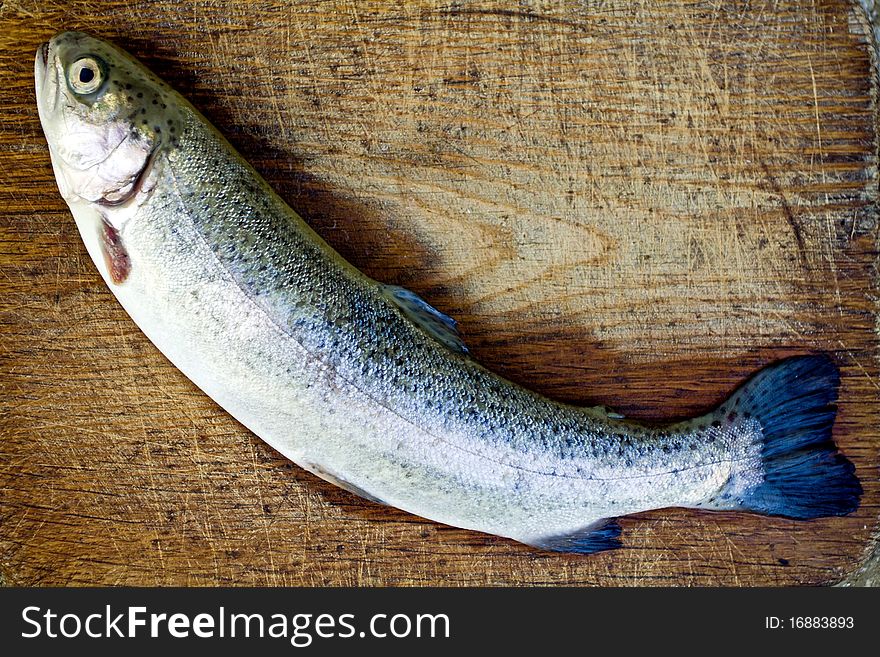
[1, 0, 878, 586]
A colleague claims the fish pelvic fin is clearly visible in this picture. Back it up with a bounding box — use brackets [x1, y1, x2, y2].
[527, 518, 622, 555]
[700, 354, 861, 519]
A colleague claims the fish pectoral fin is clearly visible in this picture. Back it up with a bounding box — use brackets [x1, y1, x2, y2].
[528, 518, 623, 555]
[381, 284, 469, 355]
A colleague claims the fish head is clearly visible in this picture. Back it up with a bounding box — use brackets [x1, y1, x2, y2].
[35, 31, 181, 212]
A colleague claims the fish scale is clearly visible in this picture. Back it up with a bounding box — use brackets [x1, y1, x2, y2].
[35, 31, 861, 553]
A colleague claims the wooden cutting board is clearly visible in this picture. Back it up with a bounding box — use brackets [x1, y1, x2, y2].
[1, 0, 877, 586]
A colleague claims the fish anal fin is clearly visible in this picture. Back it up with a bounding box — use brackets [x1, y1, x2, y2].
[382, 284, 469, 355]
[529, 518, 623, 555]
[303, 461, 387, 506]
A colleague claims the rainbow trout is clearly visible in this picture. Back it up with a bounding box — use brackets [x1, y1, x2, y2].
[35, 32, 861, 554]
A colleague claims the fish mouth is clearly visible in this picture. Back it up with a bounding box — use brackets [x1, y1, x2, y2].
[34, 41, 52, 104]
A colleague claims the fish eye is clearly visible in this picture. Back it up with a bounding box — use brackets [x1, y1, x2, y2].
[68, 56, 104, 95]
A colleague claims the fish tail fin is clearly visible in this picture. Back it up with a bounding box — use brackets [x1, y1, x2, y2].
[701, 355, 861, 519]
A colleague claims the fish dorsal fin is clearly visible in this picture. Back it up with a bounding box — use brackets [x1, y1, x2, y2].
[381, 284, 469, 355]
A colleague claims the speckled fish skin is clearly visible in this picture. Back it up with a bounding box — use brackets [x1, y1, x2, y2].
[35, 32, 861, 553]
